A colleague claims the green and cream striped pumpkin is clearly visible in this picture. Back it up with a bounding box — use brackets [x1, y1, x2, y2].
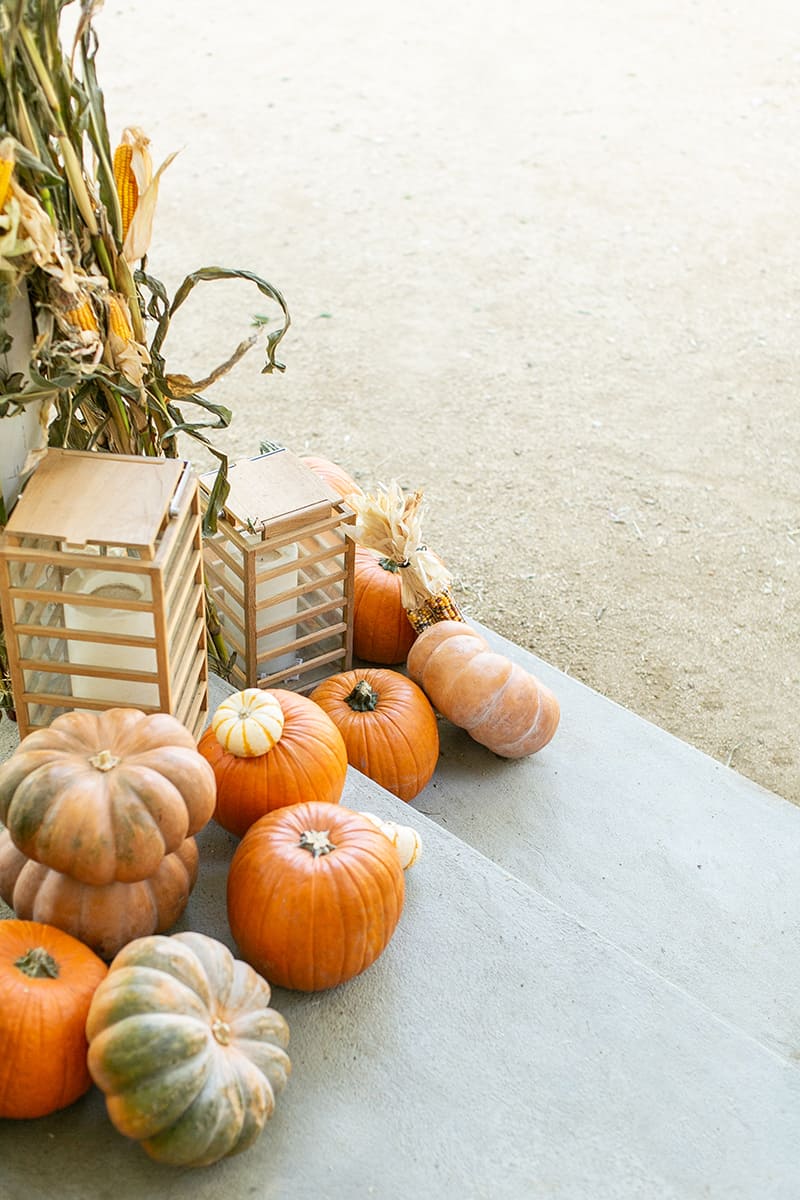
[86, 931, 291, 1167]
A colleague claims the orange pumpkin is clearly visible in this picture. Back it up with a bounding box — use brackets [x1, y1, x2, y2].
[227, 801, 405, 991]
[353, 547, 417, 664]
[0, 920, 107, 1118]
[0, 707, 216, 886]
[406, 620, 560, 757]
[197, 688, 348, 837]
[310, 667, 438, 802]
[300, 454, 362, 500]
[0, 830, 199, 960]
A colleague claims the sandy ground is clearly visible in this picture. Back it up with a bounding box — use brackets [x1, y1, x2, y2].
[97, 0, 798, 803]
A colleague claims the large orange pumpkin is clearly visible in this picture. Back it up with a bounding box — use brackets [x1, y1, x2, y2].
[227, 801, 405, 991]
[353, 547, 417, 664]
[197, 688, 348, 837]
[406, 620, 560, 757]
[299, 454, 362, 500]
[309, 667, 439, 802]
[0, 708, 216, 886]
[0, 920, 107, 1118]
[0, 830, 199, 960]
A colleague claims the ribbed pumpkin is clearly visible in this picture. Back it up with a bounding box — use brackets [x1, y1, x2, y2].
[300, 454, 362, 499]
[197, 688, 348, 837]
[353, 547, 417, 664]
[0, 830, 199, 960]
[407, 620, 560, 757]
[310, 668, 438, 802]
[0, 920, 107, 1119]
[227, 801, 405, 991]
[0, 708, 216, 886]
[86, 931, 291, 1167]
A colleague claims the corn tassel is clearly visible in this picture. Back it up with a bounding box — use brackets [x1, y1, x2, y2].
[64, 299, 99, 332]
[113, 142, 138, 238]
[107, 294, 133, 340]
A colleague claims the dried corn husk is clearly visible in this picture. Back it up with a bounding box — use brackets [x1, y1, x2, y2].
[348, 481, 466, 631]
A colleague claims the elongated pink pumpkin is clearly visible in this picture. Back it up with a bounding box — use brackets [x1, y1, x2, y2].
[406, 621, 559, 758]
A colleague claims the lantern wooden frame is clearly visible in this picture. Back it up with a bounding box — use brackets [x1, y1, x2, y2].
[0, 449, 208, 738]
[200, 449, 355, 693]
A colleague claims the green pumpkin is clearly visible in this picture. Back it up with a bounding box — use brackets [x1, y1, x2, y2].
[86, 931, 291, 1166]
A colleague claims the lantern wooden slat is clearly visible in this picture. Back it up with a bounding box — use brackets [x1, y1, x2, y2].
[200, 449, 354, 693]
[0, 449, 208, 737]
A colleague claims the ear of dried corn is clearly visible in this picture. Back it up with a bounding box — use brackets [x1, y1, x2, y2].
[348, 481, 467, 630]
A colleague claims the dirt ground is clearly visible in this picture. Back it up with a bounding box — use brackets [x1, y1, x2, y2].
[99, 0, 798, 802]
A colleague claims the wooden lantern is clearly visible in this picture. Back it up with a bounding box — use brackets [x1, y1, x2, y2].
[0, 449, 208, 738]
[200, 448, 355, 692]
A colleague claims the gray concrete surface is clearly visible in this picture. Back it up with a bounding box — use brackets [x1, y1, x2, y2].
[414, 623, 800, 1061]
[1, 661, 799, 1197]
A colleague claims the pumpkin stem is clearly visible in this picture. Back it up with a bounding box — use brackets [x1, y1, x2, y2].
[88, 749, 120, 772]
[299, 829, 336, 857]
[378, 556, 402, 574]
[345, 680, 379, 712]
[211, 1018, 232, 1046]
[15, 947, 60, 978]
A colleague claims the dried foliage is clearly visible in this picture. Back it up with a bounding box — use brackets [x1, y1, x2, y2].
[0, 0, 291, 701]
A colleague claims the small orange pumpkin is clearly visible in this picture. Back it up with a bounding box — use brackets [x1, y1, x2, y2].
[197, 688, 348, 837]
[300, 454, 362, 500]
[310, 667, 439, 802]
[227, 801, 405, 991]
[0, 830, 199, 960]
[407, 620, 560, 757]
[0, 920, 107, 1118]
[353, 547, 417, 664]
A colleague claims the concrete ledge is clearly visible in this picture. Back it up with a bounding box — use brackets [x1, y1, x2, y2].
[3, 772, 800, 1199]
[3, 657, 800, 1196]
[413, 623, 800, 1060]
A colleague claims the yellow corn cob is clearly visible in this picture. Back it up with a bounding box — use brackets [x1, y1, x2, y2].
[406, 589, 466, 632]
[0, 157, 13, 211]
[107, 294, 133, 340]
[64, 299, 99, 332]
[113, 141, 138, 237]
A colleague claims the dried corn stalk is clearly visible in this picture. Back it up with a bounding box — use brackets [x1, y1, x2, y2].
[348, 482, 466, 632]
[0, 0, 293, 691]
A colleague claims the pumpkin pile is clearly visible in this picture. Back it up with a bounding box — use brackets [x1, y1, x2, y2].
[0, 708, 216, 959]
[0, 449, 562, 1167]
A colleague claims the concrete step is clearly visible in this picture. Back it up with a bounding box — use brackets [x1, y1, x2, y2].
[4, 770, 800, 1200]
[412, 622, 800, 1062]
[2, 658, 800, 1197]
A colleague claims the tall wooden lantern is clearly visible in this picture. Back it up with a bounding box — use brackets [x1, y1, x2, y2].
[200, 449, 355, 693]
[0, 449, 208, 738]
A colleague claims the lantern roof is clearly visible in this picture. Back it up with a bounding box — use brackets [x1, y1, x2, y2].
[210, 450, 339, 536]
[3, 449, 187, 555]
